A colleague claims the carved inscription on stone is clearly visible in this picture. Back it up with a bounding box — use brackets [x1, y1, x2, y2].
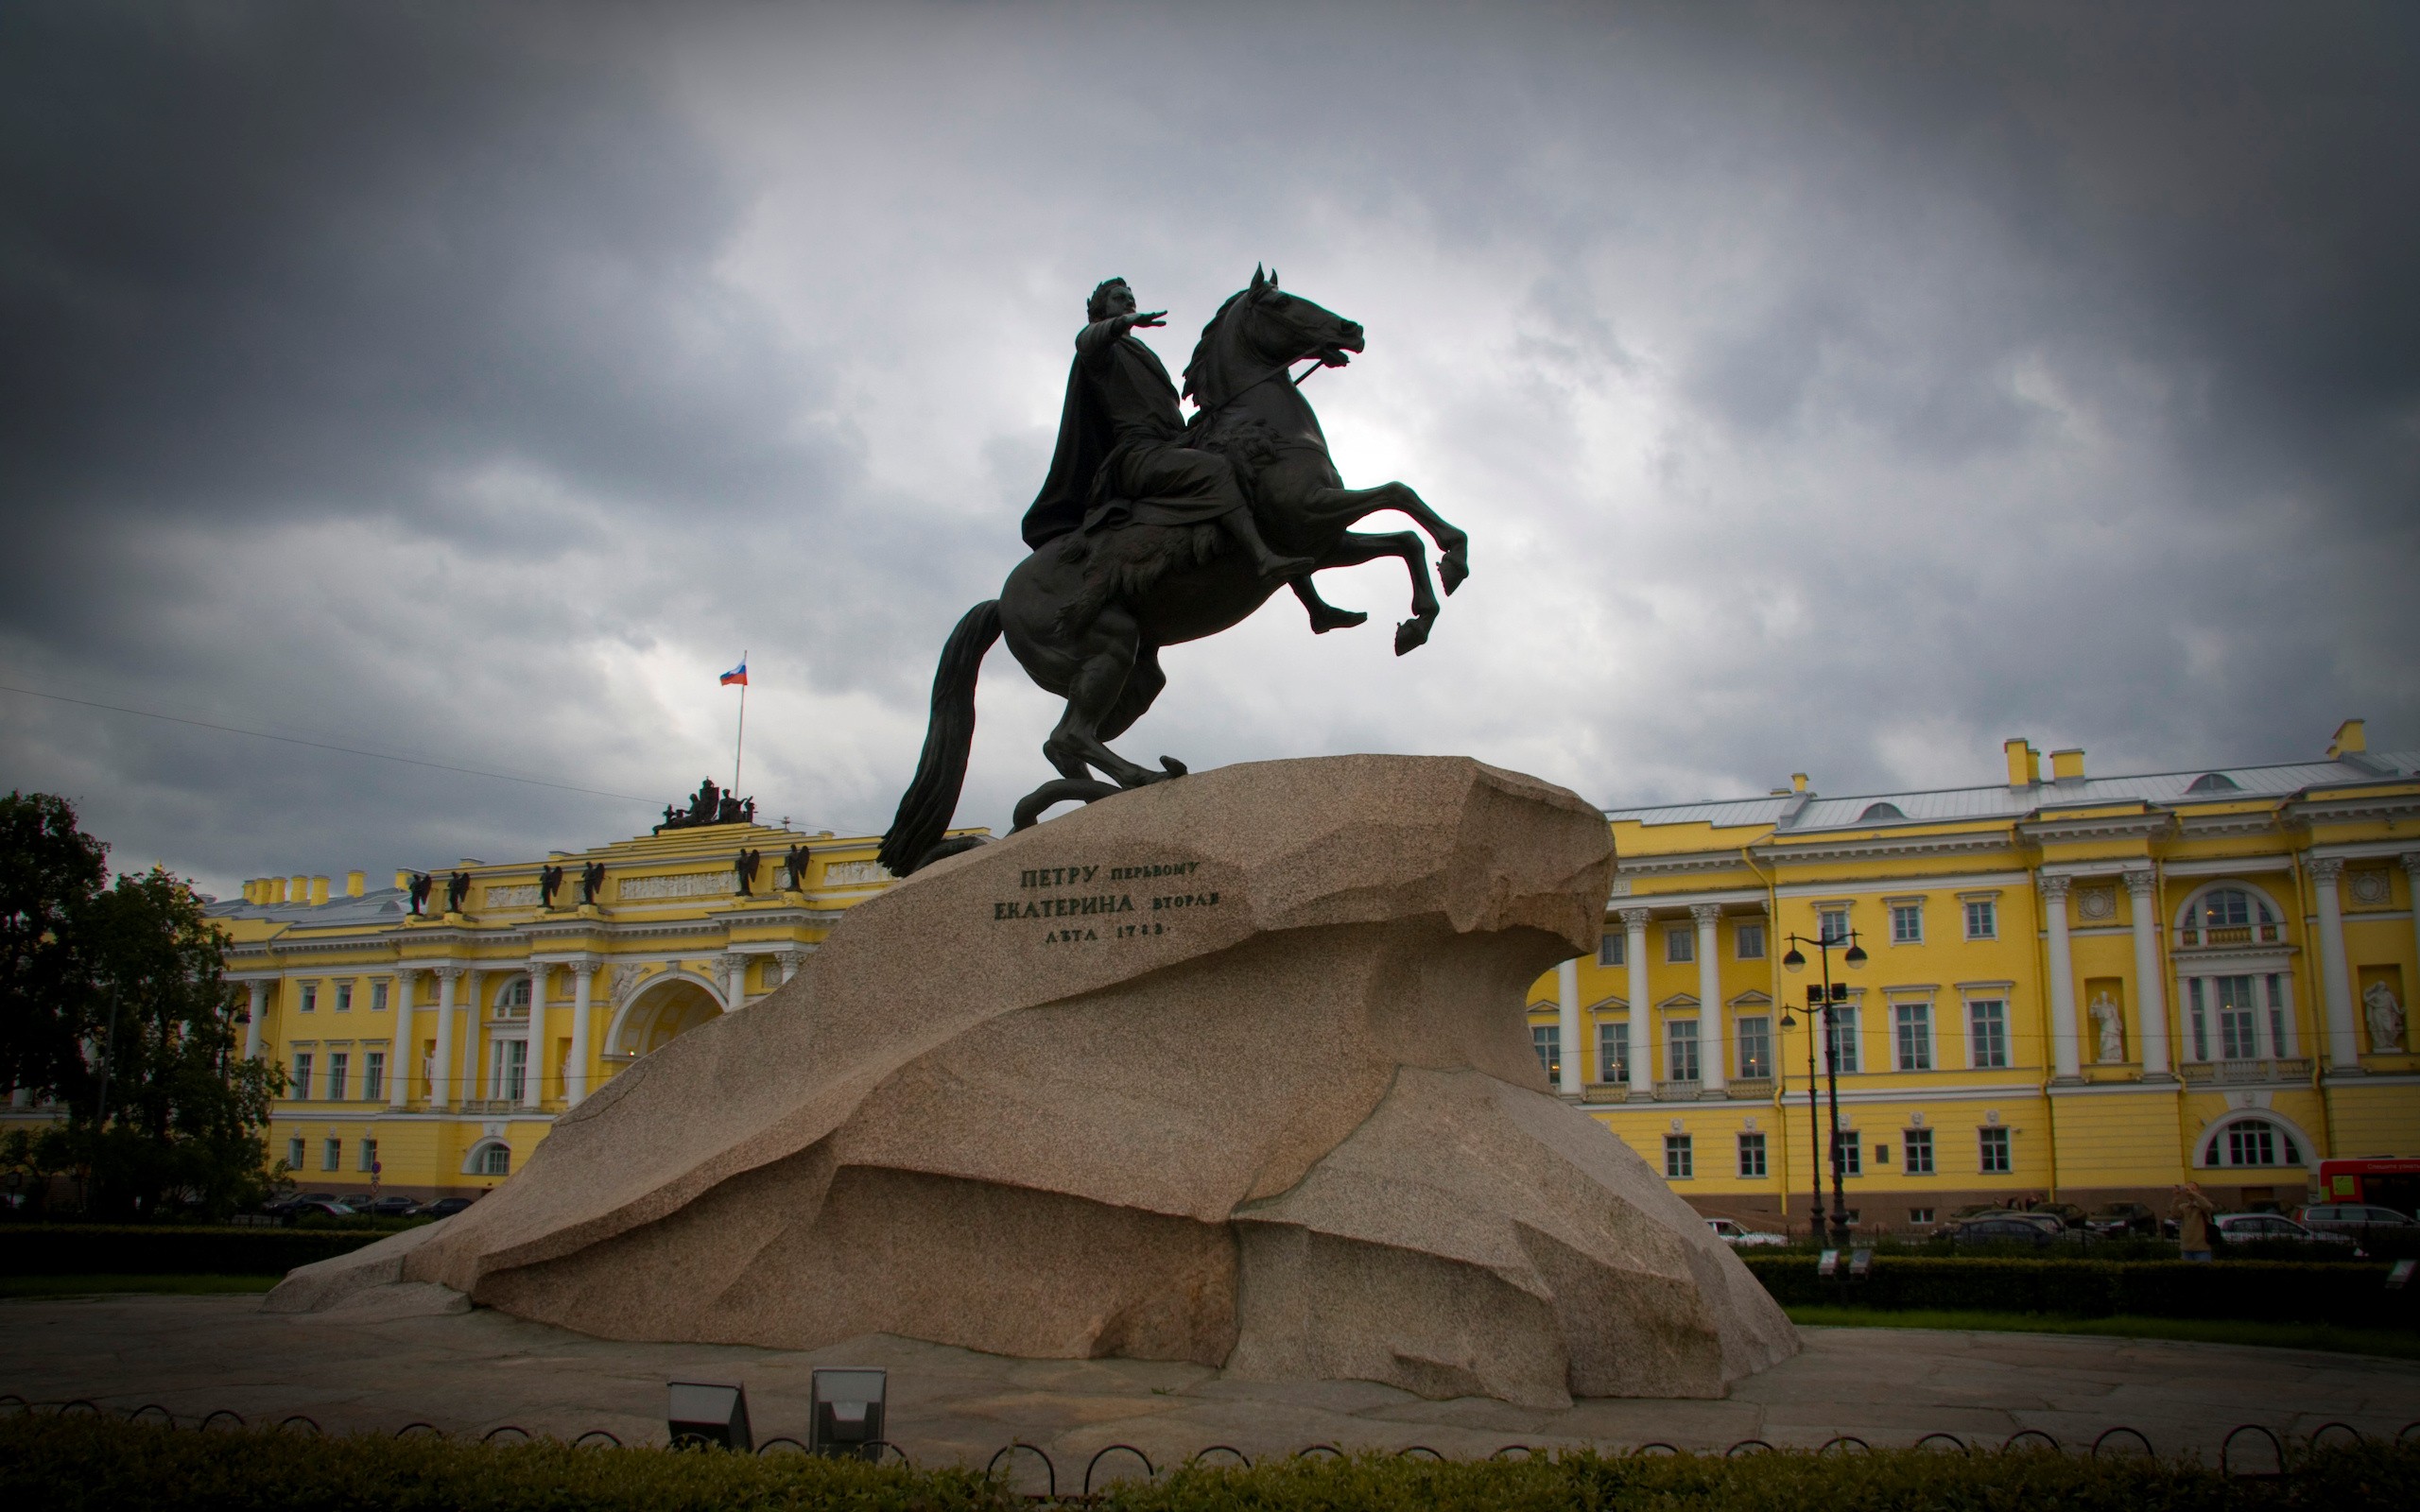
[483, 885, 541, 909]
[824, 860, 892, 886]
[993, 859, 1220, 944]
[618, 872, 735, 901]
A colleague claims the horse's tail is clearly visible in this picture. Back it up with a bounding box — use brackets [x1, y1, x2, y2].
[877, 599, 1003, 877]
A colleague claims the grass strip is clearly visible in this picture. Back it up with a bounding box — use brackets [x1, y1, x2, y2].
[1791, 1305, 2420, 1360]
[0, 1274, 282, 1299]
[6, 1416, 2420, 1512]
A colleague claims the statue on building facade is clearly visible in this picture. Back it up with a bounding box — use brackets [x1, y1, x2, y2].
[654, 777, 756, 832]
[782, 844, 812, 891]
[579, 861, 606, 906]
[735, 848, 761, 896]
[2087, 990, 2124, 1064]
[538, 864, 564, 908]
[879, 269, 1470, 876]
[444, 871, 470, 914]
[2366, 979, 2407, 1054]
[406, 871, 433, 917]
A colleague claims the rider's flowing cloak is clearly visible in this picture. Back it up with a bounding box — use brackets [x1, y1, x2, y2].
[1022, 328, 1250, 551]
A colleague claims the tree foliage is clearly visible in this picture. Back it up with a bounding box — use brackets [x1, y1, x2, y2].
[0, 792, 282, 1218]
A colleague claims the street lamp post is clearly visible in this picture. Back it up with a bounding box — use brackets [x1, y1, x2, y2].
[1780, 927, 1866, 1249]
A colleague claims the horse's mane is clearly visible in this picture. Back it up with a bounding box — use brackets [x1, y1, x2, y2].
[1181, 287, 1253, 408]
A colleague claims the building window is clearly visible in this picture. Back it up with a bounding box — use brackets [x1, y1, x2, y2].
[2181, 885, 2281, 947]
[358, 1138, 378, 1173]
[1891, 902, 1923, 944]
[286, 1137, 304, 1171]
[321, 1138, 340, 1172]
[2215, 975, 2261, 1059]
[1904, 1127, 1935, 1175]
[1737, 1132, 1767, 1177]
[1668, 1020, 1700, 1082]
[1737, 1015, 1771, 1078]
[492, 1039, 528, 1102]
[478, 1143, 510, 1177]
[1599, 932, 1624, 967]
[2187, 977, 2207, 1061]
[1910, 1207, 1935, 1225]
[1665, 1134, 1694, 1179]
[327, 1053, 349, 1102]
[1968, 1000, 2009, 1069]
[371, 980, 389, 1012]
[2204, 1118, 2300, 1168]
[291, 1053, 313, 1100]
[1979, 1126, 2012, 1174]
[1736, 922, 1765, 960]
[1824, 1006, 1859, 1074]
[1599, 1021, 1628, 1083]
[1893, 1003, 1932, 1071]
[335, 983, 353, 1012]
[499, 977, 531, 1018]
[1964, 899, 1996, 940]
[363, 1051, 385, 1103]
[1832, 1131, 1862, 1177]
[1531, 1023, 1561, 1082]
[299, 983, 317, 1014]
[1819, 907, 1850, 945]
[2266, 974, 2291, 1057]
[1667, 927, 1694, 964]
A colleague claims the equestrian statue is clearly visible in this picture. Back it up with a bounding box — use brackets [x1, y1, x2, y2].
[877, 268, 1467, 876]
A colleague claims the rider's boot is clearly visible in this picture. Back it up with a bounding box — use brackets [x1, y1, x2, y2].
[1221, 508, 1316, 582]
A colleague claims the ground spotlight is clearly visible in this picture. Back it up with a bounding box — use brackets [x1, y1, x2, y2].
[810, 1368, 888, 1459]
[666, 1381, 752, 1452]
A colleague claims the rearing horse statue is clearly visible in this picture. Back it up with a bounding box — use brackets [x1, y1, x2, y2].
[877, 269, 1468, 875]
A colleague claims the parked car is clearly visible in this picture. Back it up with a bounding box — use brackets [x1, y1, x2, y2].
[2029, 1202, 2091, 1232]
[2214, 1212, 2358, 1250]
[1950, 1215, 2059, 1247]
[264, 1191, 342, 1218]
[2294, 1203, 2416, 1241]
[2086, 1201, 2160, 1238]
[361, 1195, 423, 1218]
[1705, 1217, 1789, 1248]
[418, 1196, 477, 1219]
[283, 1198, 358, 1220]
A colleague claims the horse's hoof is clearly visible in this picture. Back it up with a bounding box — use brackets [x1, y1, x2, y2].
[1309, 608, 1368, 634]
[1440, 550, 1469, 596]
[1394, 617, 1434, 656]
[1159, 756, 1189, 778]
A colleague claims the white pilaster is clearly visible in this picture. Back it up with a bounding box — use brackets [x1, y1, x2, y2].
[720, 953, 749, 1012]
[521, 962, 548, 1109]
[566, 956, 597, 1108]
[389, 970, 416, 1108]
[1621, 907, 1652, 1095]
[1555, 958, 1582, 1094]
[1692, 902, 1726, 1094]
[242, 980, 268, 1060]
[2042, 875, 2081, 1082]
[2405, 854, 2420, 1025]
[431, 966, 461, 1108]
[2124, 870, 2170, 1079]
[2310, 857, 2360, 1072]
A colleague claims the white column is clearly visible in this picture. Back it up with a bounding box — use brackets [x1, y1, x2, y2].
[389, 970, 416, 1108]
[1692, 903, 1726, 1095]
[431, 966, 461, 1108]
[2310, 857, 2360, 1072]
[522, 962, 548, 1110]
[777, 949, 806, 985]
[2405, 854, 2420, 1022]
[566, 956, 597, 1108]
[2125, 870, 2170, 1079]
[720, 953, 749, 1012]
[2042, 875, 2082, 1082]
[1555, 958, 1582, 1094]
[1621, 907, 1653, 1096]
[242, 980, 268, 1060]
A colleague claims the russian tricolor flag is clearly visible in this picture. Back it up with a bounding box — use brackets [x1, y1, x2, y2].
[719, 660, 748, 687]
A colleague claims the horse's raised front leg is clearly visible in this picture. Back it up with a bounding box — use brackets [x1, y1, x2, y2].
[1300, 482, 1470, 596]
[1041, 606, 1184, 788]
[1290, 577, 1368, 634]
[1318, 529, 1442, 656]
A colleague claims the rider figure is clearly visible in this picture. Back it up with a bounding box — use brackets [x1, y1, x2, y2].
[1022, 278, 1315, 582]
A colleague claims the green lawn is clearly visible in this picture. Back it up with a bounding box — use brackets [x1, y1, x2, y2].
[1791, 1304, 2420, 1360]
[0, 1274, 281, 1298]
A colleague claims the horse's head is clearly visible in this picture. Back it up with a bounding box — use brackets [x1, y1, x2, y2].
[1184, 266, 1365, 408]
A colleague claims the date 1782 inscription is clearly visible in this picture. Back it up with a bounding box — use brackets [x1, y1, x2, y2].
[993, 860, 1221, 945]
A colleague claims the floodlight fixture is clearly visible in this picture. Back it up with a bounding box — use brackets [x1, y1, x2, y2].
[809, 1367, 887, 1459]
[1781, 945, 1806, 972]
[666, 1381, 752, 1452]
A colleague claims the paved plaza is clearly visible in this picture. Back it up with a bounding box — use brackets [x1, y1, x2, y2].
[6, 1296, 2417, 1477]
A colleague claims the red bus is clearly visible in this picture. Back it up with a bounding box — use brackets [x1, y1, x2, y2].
[2317, 1158, 2420, 1216]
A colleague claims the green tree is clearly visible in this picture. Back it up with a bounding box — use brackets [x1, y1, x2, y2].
[1, 792, 109, 1095]
[2, 794, 284, 1218]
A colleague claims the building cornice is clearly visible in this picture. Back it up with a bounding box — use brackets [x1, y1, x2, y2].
[1753, 830, 2018, 866]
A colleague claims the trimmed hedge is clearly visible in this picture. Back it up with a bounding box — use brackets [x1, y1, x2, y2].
[0, 1225, 389, 1277]
[3, 1416, 2417, 1512]
[1743, 1253, 2420, 1328]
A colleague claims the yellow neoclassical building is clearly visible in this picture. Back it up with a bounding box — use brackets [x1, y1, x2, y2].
[1526, 720, 2420, 1233]
[210, 816, 975, 1200]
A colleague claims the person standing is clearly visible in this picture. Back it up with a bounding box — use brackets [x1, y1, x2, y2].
[2172, 1181, 2218, 1262]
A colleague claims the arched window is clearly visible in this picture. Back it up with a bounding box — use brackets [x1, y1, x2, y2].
[462, 1139, 511, 1177]
[1858, 801, 1905, 821]
[2178, 885, 2281, 946]
[2201, 1117, 2301, 1168]
[498, 977, 531, 1016]
[2185, 772, 2240, 794]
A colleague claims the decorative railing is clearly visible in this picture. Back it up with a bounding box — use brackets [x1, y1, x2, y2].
[1654, 1078, 1700, 1101]
[2177, 1057, 2310, 1085]
[1727, 1077, 1775, 1099]
[2177, 922, 2285, 948]
[1583, 1083, 1630, 1103]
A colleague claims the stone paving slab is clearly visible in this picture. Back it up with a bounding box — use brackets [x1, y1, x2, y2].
[4, 1295, 2417, 1475]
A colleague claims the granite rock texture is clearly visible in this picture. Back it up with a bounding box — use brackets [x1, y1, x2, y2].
[271, 755, 1795, 1404]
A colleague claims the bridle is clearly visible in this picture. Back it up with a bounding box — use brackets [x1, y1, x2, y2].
[1184, 305, 1351, 433]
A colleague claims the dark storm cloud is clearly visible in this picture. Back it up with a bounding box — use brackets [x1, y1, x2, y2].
[0, 0, 2414, 895]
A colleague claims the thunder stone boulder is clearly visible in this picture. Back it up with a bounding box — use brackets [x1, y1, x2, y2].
[273, 755, 1796, 1405]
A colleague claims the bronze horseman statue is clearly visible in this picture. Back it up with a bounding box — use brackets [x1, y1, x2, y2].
[878, 269, 1466, 876]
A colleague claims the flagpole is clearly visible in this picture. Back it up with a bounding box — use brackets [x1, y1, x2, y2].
[733, 650, 747, 799]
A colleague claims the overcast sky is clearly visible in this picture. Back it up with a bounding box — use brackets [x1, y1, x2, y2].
[3, 2, 2414, 895]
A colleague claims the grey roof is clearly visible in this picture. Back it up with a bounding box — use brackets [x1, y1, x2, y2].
[1609, 749, 2417, 834]
[206, 886, 415, 928]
